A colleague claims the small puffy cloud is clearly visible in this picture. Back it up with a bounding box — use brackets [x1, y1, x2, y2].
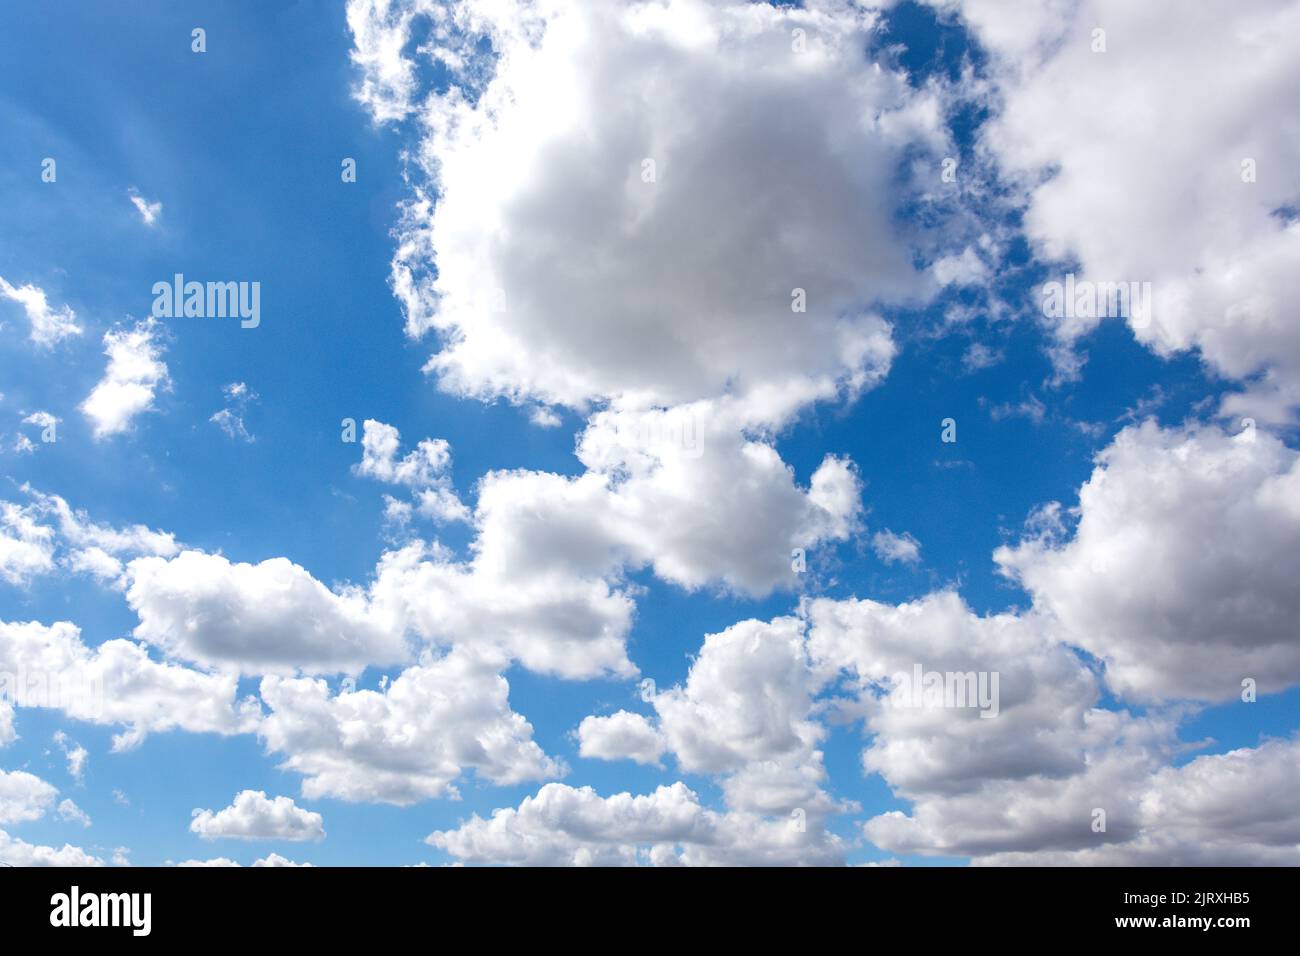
[190, 790, 325, 842]
[0, 276, 81, 346]
[930, 247, 989, 287]
[871, 529, 921, 566]
[0, 768, 58, 824]
[0, 500, 56, 584]
[577, 711, 666, 767]
[354, 420, 468, 523]
[80, 319, 169, 439]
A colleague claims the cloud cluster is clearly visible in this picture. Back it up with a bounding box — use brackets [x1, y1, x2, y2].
[258, 647, 561, 804]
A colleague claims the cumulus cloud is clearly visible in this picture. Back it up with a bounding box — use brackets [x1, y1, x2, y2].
[190, 790, 325, 842]
[942, 0, 1300, 422]
[427, 781, 844, 866]
[577, 711, 666, 767]
[0, 276, 81, 346]
[80, 319, 169, 439]
[351, 0, 955, 422]
[0, 828, 102, 866]
[0, 500, 56, 584]
[258, 647, 562, 804]
[0, 768, 58, 824]
[0, 619, 260, 750]
[996, 421, 1300, 701]
[0, 487, 177, 590]
[871, 529, 921, 565]
[354, 419, 468, 523]
[126, 550, 407, 676]
[173, 853, 312, 867]
[973, 737, 1300, 865]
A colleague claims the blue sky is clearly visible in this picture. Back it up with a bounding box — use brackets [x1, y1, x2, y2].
[2, 0, 1298, 867]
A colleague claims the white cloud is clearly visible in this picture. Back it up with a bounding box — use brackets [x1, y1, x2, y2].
[80, 319, 169, 439]
[0, 500, 56, 584]
[0, 768, 57, 824]
[974, 737, 1300, 865]
[996, 421, 1300, 701]
[0, 828, 102, 866]
[577, 711, 665, 767]
[174, 853, 312, 867]
[258, 647, 562, 804]
[190, 790, 325, 842]
[252, 852, 313, 867]
[0, 619, 260, 750]
[944, 0, 1300, 422]
[871, 529, 921, 565]
[128, 188, 162, 226]
[351, 0, 954, 423]
[126, 550, 407, 676]
[210, 382, 257, 442]
[354, 419, 468, 523]
[0, 276, 81, 346]
[57, 798, 92, 828]
[53, 730, 88, 781]
[0, 487, 177, 590]
[427, 780, 844, 866]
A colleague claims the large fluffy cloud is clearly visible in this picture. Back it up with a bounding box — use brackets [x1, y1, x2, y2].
[351, 0, 953, 420]
[996, 421, 1300, 701]
[939, 0, 1300, 419]
[973, 737, 1300, 865]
